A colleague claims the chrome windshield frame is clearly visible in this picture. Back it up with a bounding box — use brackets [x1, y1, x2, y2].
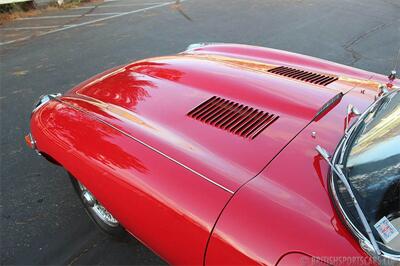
[330, 87, 400, 263]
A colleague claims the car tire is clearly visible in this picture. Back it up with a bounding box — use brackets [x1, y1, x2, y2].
[69, 173, 127, 240]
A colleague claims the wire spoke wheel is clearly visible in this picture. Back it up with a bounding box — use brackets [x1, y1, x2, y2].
[77, 181, 119, 227]
[69, 173, 127, 239]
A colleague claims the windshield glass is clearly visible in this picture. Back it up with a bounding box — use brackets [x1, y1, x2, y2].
[334, 90, 400, 254]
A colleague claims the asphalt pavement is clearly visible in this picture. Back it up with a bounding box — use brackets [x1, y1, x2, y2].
[1, 0, 399, 265]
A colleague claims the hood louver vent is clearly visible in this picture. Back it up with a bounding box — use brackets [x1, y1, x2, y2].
[187, 96, 279, 140]
[268, 66, 338, 86]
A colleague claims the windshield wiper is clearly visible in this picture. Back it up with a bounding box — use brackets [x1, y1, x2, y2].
[316, 145, 381, 256]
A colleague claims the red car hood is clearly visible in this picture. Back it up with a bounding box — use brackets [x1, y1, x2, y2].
[62, 44, 382, 193]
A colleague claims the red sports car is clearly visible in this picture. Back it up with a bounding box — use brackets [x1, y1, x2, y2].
[26, 44, 399, 265]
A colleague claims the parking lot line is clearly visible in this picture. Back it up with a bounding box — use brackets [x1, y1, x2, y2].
[97, 4, 169, 8]
[0, 1, 182, 46]
[17, 13, 126, 20]
[73, 2, 168, 9]
[103, 0, 166, 3]
[0, 25, 63, 30]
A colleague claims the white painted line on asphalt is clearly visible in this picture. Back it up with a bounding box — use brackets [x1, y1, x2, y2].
[99, 3, 168, 8]
[73, 3, 167, 9]
[104, 0, 166, 3]
[0, 1, 183, 46]
[17, 12, 126, 20]
[17, 14, 85, 20]
[39, 2, 174, 33]
[85, 12, 127, 16]
[0, 36, 31, 45]
[0, 25, 63, 30]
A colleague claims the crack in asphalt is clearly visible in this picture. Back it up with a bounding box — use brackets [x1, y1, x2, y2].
[67, 236, 107, 266]
[60, 3, 101, 28]
[380, 0, 400, 9]
[342, 23, 389, 65]
[173, 0, 193, 21]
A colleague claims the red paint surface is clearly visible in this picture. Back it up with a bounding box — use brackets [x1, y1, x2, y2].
[205, 89, 378, 265]
[29, 44, 395, 265]
[31, 101, 231, 264]
[276, 252, 326, 266]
